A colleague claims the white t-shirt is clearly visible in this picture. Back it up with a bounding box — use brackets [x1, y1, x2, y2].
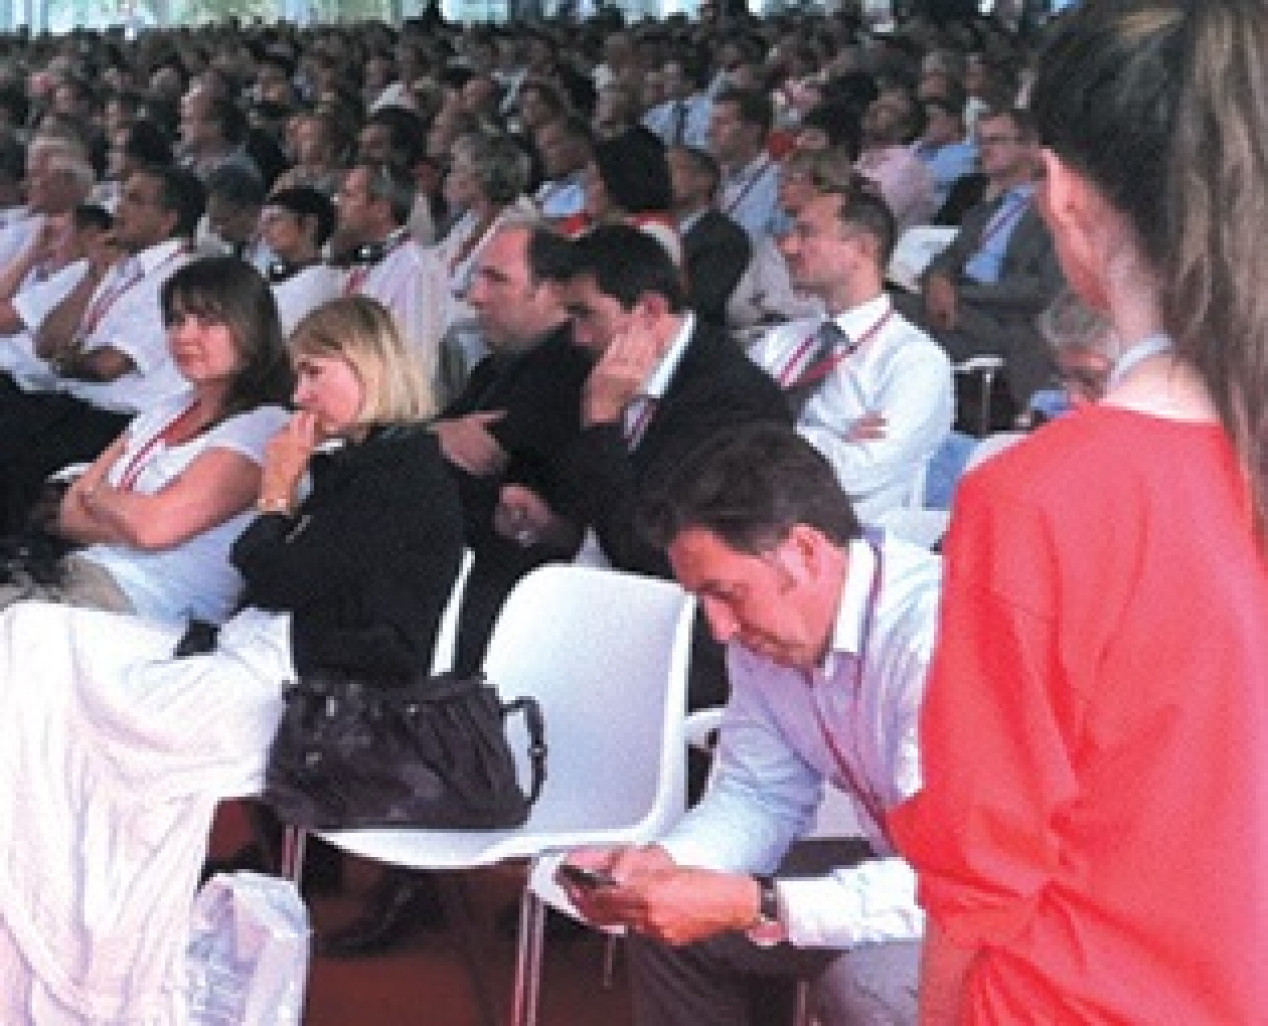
[271, 263, 342, 337]
[82, 394, 290, 624]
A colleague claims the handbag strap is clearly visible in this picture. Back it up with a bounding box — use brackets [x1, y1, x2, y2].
[502, 696, 547, 806]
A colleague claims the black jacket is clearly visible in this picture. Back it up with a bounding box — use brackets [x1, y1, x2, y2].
[682, 209, 751, 327]
[232, 426, 465, 677]
[559, 319, 791, 578]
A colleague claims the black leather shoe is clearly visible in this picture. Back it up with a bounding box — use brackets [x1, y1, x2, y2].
[319, 873, 445, 958]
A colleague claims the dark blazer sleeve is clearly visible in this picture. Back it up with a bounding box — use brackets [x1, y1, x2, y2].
[684, 212, 752, 325]
[233, 430, 465, 676]
[955, 208, 1063, 313]
[925, 199, 990, 282]
[560, 323, 791, 578]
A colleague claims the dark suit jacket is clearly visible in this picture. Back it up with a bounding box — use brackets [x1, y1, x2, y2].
[558, 318, 790, 579]
[681, 209, 751, 326]
[441, 321, 593, 671]
[924, 193, 1066, 402]
[442, 321, 592, 550]
[233, 428, 465, 677]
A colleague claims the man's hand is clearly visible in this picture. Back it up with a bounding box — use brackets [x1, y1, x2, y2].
[432, 410, 508, 476]
[560, 846, 761, 947]
[494, 484, 582, 551]
[83, 228, 125, 280]
[923, 272, 958, 332]
[845, 411, 888, 442]
[582, 322, 664, 427]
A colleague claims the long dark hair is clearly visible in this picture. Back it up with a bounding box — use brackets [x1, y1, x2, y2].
[160, 256, 293, 419]
[1031, 0, 1268, 541]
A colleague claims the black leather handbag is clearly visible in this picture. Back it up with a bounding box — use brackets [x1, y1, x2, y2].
[263, 669, 546, 831]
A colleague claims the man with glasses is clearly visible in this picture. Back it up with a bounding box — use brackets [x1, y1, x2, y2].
[332, 162, 448, 391]
[919, 107, 1065, 411]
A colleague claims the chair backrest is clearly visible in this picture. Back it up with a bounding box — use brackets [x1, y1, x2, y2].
[963, 430, 1027, 475]
[685, 707, 863, 840]
[483, 564, 696, 850]
[429, 547, 474, 675]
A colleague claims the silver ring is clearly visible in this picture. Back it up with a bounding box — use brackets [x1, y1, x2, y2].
[515, 528, 535, 546]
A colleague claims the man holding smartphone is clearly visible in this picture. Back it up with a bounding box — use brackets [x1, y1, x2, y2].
[558, 422, 939, 1025]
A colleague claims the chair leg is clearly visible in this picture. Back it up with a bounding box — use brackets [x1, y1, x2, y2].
[792, 978, 816, 1026]
[601, 933, 620, 990]
[978, 371, 995, 436]
[280, 826, 307, 886]
[511, 888, 547, 1026]
[437, 872, 502, 1026]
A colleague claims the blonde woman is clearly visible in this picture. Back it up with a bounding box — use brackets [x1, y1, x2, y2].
[0, 297, 465, 1021]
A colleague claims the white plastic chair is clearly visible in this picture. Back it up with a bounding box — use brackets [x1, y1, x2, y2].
[278, 547, 473, 881]
[872, 454, 951, 550]
[284, 564, 696, 1026]
[963, 429, 1027, 474]
[429, 547, 474, 675]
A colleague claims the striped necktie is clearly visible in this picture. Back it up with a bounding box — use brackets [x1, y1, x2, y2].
[782, 320, 852, 417]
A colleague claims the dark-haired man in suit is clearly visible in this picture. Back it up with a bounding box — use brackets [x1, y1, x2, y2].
[668, 145, 750, 328]
[495, 223, 789, 580]
[919, 107, 1065, 408]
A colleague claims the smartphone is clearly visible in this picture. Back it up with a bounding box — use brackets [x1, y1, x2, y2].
[556, 862, 616, 890]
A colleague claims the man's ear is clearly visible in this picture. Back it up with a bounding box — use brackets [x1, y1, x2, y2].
[776, 522, 825, 586]
[634, 290, 671, 323]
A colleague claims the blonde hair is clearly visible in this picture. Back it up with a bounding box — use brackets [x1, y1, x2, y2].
[288, 297, 436, 428]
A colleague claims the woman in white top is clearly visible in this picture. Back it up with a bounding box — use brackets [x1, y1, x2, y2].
[28, 255, 292, 622]
[433, 130, 536, 324]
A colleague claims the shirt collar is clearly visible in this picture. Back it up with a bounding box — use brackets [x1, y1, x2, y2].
[1002, 182, 1036, 205]
[677, 208, 706, 234]
[832, 293, 891, 341]
[728, 151, 772, 185]
[134, 237, 186, 275]
[819, 537, 878, 676]
[639, 311, 695, 401]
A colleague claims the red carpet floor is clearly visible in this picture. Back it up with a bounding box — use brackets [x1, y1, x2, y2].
[211, 803, 635, 1025]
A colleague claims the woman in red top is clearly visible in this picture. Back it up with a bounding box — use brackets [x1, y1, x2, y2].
[889, 3, 1268, 1023]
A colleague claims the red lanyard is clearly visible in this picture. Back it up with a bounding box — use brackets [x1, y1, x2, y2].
[809, 539, 892, 845]
[80, 247, 185, 339]
[115, 401, 200, 491]
[780, 306, 894, 391]
[80, 263, 143, 339]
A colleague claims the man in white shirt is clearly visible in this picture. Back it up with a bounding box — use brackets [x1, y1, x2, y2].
[751, 188, 953, 524]
[643, 57, 711, 150]
[531, 115, 591, 222]
[333, 162, 448, 392]
[856, 87, 937, 230]
[560, 421, 936, 1026]
[708, 87, 781, 238]
[0, 164, 202, 533]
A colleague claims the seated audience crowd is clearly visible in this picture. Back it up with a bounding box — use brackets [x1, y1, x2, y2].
[0, 2, 1262, 1024]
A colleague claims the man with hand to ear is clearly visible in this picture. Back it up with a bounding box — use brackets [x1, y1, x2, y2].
[559, 423, 939, 1026]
